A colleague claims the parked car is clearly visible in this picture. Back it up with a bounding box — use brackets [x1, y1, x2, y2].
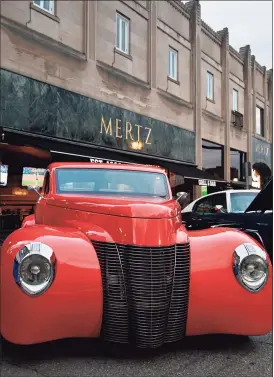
[1, 163, 272, 349]
[180, 181, 272, 261]
[182, 189, 259, 215]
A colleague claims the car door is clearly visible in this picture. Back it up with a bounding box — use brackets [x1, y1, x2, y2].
[184, 193, 228, 229]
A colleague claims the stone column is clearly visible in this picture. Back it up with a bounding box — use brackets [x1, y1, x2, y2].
[267, 69, 273, 144]
[186, 0, 202, 169]
[251, 55, 256, 136]
[88, 0, 97, 61]
[263, 66, 268, 139]
[217, 28, 230, 181]
[148, 0, 157, 88]
[239, 45, 252, 163]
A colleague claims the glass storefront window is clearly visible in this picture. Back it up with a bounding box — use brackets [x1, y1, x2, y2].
[202, 140, 224, 179]
[230, 149, 247, 181]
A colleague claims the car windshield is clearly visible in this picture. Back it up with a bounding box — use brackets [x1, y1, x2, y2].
[230, 192, 258, 213]
[56, 168, 169, 199]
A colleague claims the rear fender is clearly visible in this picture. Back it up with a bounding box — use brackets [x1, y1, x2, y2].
[1, 225, 103, 344]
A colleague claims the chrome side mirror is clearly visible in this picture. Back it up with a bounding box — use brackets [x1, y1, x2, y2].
[27, 186, 43, 198]
[175, 191, 187, 205]
[214, 205, 225, 213]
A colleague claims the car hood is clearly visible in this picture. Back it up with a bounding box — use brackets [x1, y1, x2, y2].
[47, 195, 181, 219]
[245, 179, 273, 213]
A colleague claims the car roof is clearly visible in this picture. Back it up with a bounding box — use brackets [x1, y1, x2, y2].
[194, 189, 259, 198]
[48, 162, 167, 174]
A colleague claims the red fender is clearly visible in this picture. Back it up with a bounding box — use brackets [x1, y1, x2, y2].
[1, 225, 103, 345]
[21, 214, 35, 228]
[186, 228, 272, 336]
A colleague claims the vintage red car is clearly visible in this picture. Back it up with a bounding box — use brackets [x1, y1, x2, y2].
[1, 163, 272, 348]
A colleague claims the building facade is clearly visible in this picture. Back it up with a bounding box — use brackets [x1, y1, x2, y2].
[0, 0, 273, 217]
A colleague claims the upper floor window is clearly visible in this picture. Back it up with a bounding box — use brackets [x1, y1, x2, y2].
[116, 13, 129, 54]
[206, 72, 214, 101]
[256, 106, 264, 137]
[33, 0, 54, 14]
[232, 89, 238, 111]
[168, 47, 178, 81]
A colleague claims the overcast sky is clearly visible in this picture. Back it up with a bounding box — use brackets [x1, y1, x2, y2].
[199, 1, 273, 69]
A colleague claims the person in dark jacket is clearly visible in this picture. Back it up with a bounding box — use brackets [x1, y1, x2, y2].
[252, 162, 272, 189]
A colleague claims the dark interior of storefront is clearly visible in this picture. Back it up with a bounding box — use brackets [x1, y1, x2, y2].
[0, 129, 226, 239]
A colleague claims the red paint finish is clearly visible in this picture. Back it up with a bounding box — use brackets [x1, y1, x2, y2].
[0, 163, 272, 345]
[187, 228, 272, 336]
[1, 226, 103, 344]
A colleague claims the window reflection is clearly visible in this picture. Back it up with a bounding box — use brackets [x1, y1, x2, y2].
[202, 140, 224, 179]
[230, 149, 246, 181]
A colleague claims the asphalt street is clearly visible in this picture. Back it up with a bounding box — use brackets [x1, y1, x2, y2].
[1, 332, 272, 377]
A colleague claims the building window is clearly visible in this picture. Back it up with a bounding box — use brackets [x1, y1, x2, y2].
[232, 89, 238, 111]
[202, 139, 224, 179]
[33, 0, 54, 14]
[116, 13, 130, 54]
[256, 106, 264, 137]
[168, 47, 178, 81]
[230, 149, 247, 181]
[206, 72, 214, 100]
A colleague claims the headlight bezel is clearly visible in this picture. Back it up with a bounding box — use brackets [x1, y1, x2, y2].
[233, 243, 269, 293]
[13, 242, 56, 297]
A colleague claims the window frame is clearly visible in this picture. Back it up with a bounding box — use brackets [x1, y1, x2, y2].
[232, 88, 238, 112]
[116, 12, 130, 55]
[33, 0, 54, 14]
[256, 106, 264, 137]
[206, 71, 214, 101]
[168, 47, 178, 81]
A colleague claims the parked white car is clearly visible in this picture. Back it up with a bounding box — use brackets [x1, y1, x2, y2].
[182, 189, 259, 214]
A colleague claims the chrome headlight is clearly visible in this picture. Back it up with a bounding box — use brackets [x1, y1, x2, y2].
[13, 242, 56, 296]
[233, 243, 268, 293]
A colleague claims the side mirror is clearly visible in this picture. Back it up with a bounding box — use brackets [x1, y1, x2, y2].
[27, 186, 43, 198]
[214, 205, 223, 212]
[175, 191, 187, 205]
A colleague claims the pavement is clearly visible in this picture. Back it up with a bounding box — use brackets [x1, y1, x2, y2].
[1, 332, 272, 377]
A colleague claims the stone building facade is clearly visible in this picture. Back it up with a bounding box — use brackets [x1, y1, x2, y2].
[0, 0, 273, 196]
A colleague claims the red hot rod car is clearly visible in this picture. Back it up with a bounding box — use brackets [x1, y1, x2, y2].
[1, 163, 272, 348]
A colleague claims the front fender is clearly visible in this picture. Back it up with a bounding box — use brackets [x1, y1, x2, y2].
[21, 214, 35, 228]
[186, 227, 272, 336]
[1, 225, 103, 344]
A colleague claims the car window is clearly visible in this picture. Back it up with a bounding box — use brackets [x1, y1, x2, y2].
[195, 193, 227, 215]
[55, 168, 169, 199]
[230, 192, 258, 213]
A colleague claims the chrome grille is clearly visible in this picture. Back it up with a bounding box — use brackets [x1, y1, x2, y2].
[92, 241, 190, 348]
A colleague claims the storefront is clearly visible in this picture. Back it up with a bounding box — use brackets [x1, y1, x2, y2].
[201, 139, 225, 195]
[0, 69, 225, 235]
[229, 148, 247, 189]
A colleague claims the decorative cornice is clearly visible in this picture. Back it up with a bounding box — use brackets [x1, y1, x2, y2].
[96, 60, 150, 90]
[267, 69, 273, 83]
[229, 45, 244, 65]
[1, 15, 86, 61]
[167, 0, 190, 20]
[157, 19, 191, 48]
[239, 45, 251, 63]
[201, 20, 221, 46]
[255, 61, 265, 74]
[157, 87, 193, 109]
[202, 109, 224, 123]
